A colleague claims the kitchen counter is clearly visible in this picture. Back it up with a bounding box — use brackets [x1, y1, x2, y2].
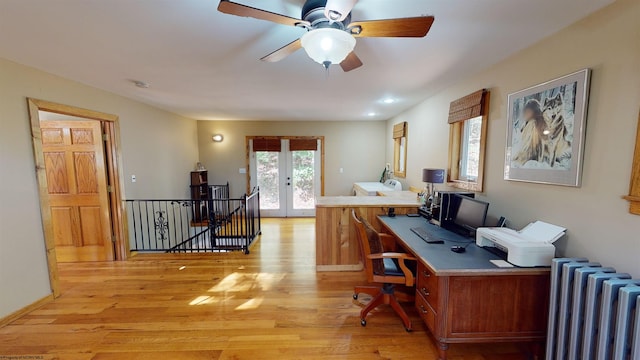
[315, 196, 420, 271]
[376, 190, 421, 201]
[316, 195, 419, 207]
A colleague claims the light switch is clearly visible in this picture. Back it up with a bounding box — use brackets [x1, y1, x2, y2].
[131, 175, 136, 183]
[239, 168, 247, 174]
[339, 168, 344, 174]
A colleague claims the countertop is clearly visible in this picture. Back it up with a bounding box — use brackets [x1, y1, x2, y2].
[316, 196, 420, 208]
[376, 190, 420, 200]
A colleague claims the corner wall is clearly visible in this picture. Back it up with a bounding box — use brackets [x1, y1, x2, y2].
[0, 58, 199, 318]
[386, 0, 640, 276]
[197, 120, 387, 197]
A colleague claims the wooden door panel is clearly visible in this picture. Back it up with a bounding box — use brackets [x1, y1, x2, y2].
[44, 152, 69, 193]
[41, 120, 113, 262]
[51, 207, 78, 246]
[41, 128, 64, 144]
[74, 152, 98, 193]
[70, 128, 94, 144]
[79, 206, 104, 246]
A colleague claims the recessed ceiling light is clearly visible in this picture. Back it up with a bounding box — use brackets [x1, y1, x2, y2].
[382, 98, 395, 104]
[132, 80, 150, 89]
[367, 112, 376, 117]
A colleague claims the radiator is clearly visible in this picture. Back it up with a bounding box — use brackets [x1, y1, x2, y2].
[546, 258, 640, 360]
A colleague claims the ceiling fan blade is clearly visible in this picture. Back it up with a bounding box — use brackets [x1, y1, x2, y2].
[324, 0, 358, 22]
[340, 52, 363, 72]
[260, 38, 302, 62]
[218, 0, 310, 28]
[348, 16, 435, 38]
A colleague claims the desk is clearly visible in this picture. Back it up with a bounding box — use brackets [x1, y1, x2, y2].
[378, 215, 550, 360]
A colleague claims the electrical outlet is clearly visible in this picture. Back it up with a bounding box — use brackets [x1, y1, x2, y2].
[239, 168, 247, 174]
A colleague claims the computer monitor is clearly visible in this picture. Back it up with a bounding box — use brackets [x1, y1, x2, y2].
[453, 195, 489, 233]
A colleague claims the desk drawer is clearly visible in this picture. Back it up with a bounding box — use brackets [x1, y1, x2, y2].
[416, 292, 437, 333]
[416, 262, 438, 310]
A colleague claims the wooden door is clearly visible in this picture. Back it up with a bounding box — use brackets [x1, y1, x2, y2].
[40, 120, 114, 262]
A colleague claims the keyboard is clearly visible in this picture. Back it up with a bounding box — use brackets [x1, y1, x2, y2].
[410, 227, 444, 244]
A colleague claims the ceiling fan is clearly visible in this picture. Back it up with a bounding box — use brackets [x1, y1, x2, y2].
[217, 0, 435, 72]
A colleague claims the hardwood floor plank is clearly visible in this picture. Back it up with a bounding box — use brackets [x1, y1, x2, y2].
[0, 218, 533, 359]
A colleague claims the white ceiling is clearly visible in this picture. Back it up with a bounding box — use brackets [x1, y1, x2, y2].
[0, 0, 614, 121]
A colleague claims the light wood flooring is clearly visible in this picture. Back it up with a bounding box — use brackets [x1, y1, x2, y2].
[0, 218, 534, 359]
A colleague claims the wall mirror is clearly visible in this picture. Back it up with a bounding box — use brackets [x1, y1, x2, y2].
[447, 89, 490, 192]
[393, 122, 407, 178]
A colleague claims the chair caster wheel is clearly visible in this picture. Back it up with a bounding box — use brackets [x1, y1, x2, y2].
[405, 327, 412, 332]
[360, 319, 366, 327]
[353, 293, 358, 300]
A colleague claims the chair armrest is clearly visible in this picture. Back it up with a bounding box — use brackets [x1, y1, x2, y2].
[367, 252, 416, 286]
[367, 252, 415, 261]
[379, 233, 397, 252]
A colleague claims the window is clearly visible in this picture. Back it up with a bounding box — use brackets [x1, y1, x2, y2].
[447, 90, 489, 192]
[459, 116, 482, 182]
[393, 122, 407, 178]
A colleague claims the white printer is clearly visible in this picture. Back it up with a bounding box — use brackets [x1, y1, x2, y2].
[476, 221, 566, 267]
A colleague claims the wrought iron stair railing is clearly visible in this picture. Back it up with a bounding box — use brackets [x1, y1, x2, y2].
[125, 186, 260, 254]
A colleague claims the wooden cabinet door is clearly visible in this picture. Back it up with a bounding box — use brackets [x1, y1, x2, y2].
[41, 120, 114, 262]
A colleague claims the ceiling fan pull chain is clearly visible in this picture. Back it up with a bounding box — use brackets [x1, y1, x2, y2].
[323, 61, 332, 79]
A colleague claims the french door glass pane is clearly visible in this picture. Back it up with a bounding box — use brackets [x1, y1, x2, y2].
[256, 151, 280, 210]
[292, 150, 315, 210]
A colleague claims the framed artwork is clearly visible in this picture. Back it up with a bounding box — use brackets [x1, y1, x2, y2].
[504, 69, 591, 186]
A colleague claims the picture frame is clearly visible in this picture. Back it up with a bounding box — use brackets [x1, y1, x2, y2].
[504, 69, 591, 187]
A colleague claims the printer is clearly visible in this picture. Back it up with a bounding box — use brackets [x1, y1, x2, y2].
[476, 221, 566, 267]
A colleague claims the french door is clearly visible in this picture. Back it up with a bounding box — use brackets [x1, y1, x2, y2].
[250, 138, 321, 217]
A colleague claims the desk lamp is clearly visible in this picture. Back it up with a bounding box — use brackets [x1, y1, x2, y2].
[422, 168, 445, 207]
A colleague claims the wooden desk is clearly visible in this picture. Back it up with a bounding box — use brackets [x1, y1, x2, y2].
[315, 196, 419, 271]
[378, 215, 550, 360]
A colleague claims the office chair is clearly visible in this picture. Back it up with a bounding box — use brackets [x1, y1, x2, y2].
[351, 210, 416, 331]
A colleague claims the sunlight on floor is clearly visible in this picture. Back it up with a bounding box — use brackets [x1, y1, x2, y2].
[189, 271, 286, 307]
[207, 272, 286, 293]
[235, 296, 263, 310]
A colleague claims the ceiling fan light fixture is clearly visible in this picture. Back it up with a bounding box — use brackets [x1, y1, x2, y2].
[300, 28, 355, 67]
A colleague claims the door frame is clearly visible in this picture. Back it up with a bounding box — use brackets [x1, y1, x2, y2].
[245, 135, 325, 198]
[27, 98, 129, 297]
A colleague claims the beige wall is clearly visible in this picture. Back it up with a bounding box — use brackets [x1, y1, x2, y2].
[197, 120, 387, 197]
[387, 0, 640, 277]
[0, 58, 199, 318]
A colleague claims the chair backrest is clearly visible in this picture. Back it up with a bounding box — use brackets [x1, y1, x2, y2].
[351, 210, 385, 279]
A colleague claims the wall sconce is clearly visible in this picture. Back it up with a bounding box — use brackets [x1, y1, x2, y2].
[212, 134, 224, 142]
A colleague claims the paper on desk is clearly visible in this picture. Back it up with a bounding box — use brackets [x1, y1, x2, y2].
[519, 221, 566, 243]
[490, 260, 514, 268]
